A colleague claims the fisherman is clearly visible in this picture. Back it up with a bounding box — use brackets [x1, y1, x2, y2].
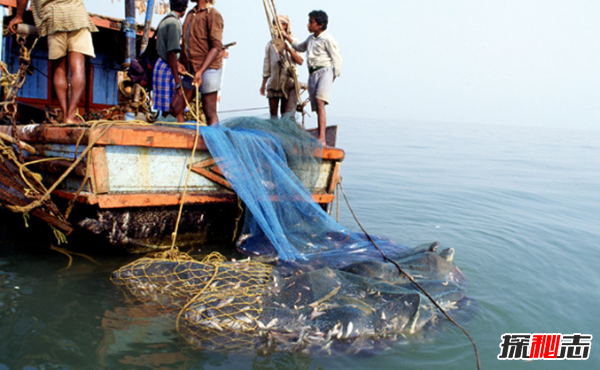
[7, 0, 98, 124]
[260, 15, 304, 119]
[152, 0, 188, 118]
[171, 0, 224, 125]
[283, 10, 343, 146]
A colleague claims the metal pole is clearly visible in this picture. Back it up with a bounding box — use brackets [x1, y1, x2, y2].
[124, 0, 137, 66]
[139, 0, 155, 54]
[0, 6, 5, 63]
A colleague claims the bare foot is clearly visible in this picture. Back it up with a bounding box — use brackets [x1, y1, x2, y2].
[64, 115, 84, 124]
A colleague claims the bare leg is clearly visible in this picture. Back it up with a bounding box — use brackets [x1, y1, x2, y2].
[280, 96, 289, 117]
[65, 52, 86, 123]
[268, 97, 279, 119]
[316, 99, 327, 145]
[52, 57, 68, 122]
[202, 91, 219, 126]
[170, 88, 195, 122]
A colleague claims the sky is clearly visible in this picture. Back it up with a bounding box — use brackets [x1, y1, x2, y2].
[85, 0, 600, 130]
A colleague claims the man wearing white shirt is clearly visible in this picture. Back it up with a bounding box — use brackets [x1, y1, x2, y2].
[284, 10, 342, 146]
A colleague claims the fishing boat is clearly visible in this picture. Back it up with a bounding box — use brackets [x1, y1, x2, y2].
[0, 0, 344, 253]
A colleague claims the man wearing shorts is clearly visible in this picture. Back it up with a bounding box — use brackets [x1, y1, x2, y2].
[8, 0, 98, 123]
[171, 0, 224, 125]
[284, 10, 342, 145]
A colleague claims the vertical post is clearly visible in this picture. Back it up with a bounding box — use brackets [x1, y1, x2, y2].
[139, 0, 155, 54]
[124, 0, 137, 66]
[85, 57, 93, 113]
[0, 6, 5, 63]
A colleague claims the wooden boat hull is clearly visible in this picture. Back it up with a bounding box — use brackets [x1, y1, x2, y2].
[0, 123, 344, 253]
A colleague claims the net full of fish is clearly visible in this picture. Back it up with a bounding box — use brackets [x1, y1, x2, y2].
[111, 242, 467, 355]
[111, 117, 470, 355]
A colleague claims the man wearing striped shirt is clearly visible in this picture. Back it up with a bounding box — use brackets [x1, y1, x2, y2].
[8, 0, 98, 123]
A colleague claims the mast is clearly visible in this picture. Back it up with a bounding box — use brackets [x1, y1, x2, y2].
[124, 0, 137, 65]
[140, 0, 155, 54]
[0, 5, 4, 62]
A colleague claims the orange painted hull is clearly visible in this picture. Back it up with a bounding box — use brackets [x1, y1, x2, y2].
[0, 123, 344, 252]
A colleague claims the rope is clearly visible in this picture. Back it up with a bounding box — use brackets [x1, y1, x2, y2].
[175, 254, 221, 333]
[170, 81, 203, 249]
[261, 0, 305, 120]
[218, 107, 269, 114]
[7, 121, 117, 214]
[336, 181, 481, 370]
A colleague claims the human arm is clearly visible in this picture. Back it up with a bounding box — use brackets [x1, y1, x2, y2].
[285, 41, 303, 66]
[325, 35, 343, 81]
[7, 0, 29, 33]
[167, 51, 182, 87]
[282, 30, 307, 52]
[260, 77, 268, 96]
[192, 47, 220, 87]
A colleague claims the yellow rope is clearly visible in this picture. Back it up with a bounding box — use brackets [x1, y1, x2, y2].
[170, 81, 203, 249]
[6, 120, 117, 214]
[50, 244, 101, 270]
[175, 257, 221, 332]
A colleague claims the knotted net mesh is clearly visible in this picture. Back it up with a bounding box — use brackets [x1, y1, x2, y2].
[111, 117, 468, 354]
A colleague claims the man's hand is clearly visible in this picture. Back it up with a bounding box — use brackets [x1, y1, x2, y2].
[7, 16, 24, 34]
[177, 62, 187, 76]
[8, 0, 28, 34]
[193, 70, 203, 88]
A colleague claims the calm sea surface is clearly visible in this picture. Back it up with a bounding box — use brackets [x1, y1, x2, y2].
[1, 117, 599, 369]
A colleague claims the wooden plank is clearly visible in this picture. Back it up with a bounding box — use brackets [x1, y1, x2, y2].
[51, 189, 334, 209]
[327, 161, 342, 194]
[190, 167, 234, 191]
[0, 157, 73, 233]
[0, 125, 89, 145]
[0, 125, 345, 160]
[191, 157, 216, 168]
[25, 156, 87, 177]
[52, 190, 98, 205]
[188, 158, 233, 190]
[211, 165, 224, 176]
[312, 193, 335, 204]
[95, 193, 238, 209]
[90, 147, 109, 194]
[89, 125, 210, 150]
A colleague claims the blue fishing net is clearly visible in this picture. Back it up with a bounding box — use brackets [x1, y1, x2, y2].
[112, 117, 469, 354]
[200, 117, 406, 264]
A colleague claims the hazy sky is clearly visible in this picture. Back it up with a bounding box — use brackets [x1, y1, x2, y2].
[86, 1, 600, 129]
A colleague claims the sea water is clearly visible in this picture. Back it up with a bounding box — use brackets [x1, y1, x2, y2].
[0, 117, 598, 369]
